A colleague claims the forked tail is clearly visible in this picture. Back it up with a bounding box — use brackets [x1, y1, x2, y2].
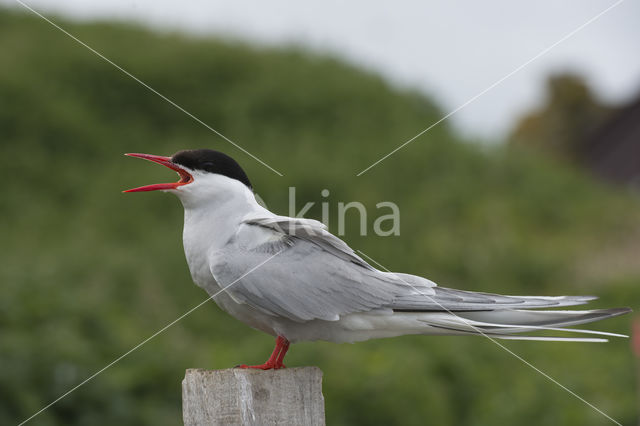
[415, 307, 631, 342]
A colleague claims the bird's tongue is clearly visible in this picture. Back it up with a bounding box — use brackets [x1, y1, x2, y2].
[124, 153, 193, 192]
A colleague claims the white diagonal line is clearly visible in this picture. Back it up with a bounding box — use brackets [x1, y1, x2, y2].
[356, 0, 625, 176]
[17, 248, 286, 426]
[357, 249, 622, 425]
[14, 0, 284, 177]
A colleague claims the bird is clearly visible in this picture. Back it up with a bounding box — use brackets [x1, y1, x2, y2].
[125, 149, 630, 370]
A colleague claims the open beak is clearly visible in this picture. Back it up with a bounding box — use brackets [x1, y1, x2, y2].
[124, 153, 193, 193]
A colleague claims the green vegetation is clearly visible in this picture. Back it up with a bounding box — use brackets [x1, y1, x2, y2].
[1, 8, 639, 425]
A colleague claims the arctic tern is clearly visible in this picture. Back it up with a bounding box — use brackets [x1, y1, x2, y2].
[125, 149, 630, 369]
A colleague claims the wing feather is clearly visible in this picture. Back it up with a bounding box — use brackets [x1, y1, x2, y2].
[210, 216, 425, 321]
[210, 215, 599, 323]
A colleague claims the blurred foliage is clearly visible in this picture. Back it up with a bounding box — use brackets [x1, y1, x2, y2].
[509, 73, 612, 162]
[1, 8, 639, 426]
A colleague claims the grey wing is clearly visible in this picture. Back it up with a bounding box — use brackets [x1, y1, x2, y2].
[212, 215, 593, 322]
[210, 216, 431, 322]
[391, 287, 597, 311]
[245, 216, 374, 269]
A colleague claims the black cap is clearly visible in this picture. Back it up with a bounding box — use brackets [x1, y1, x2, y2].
[171, 149, 252, 189]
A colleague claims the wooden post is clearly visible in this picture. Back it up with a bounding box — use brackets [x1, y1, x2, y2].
[182, 367, 325, 426]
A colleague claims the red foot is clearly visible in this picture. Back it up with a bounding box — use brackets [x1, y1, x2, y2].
[235, 336, 290, 370]
[236, 362, 284, 370]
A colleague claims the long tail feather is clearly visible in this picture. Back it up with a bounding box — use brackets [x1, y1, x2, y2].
[414, 307, 630, 341]
[486, 335, 609, 343]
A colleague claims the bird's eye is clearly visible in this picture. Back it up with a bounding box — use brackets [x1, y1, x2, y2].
[202, 162, 214, 169]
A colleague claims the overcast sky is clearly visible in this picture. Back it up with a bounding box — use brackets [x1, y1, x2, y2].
[5, 0, 640, 140]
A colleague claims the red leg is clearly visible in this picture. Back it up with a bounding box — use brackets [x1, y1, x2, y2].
[237, 336, 290, 370]
[274, 338, 290, 369]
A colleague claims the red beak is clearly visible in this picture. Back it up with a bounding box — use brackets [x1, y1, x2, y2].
[124, 153, 193, 193]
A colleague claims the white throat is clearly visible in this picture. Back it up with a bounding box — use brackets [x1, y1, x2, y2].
[174, 172, 267, 285]
[178, 172, 261, 244]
